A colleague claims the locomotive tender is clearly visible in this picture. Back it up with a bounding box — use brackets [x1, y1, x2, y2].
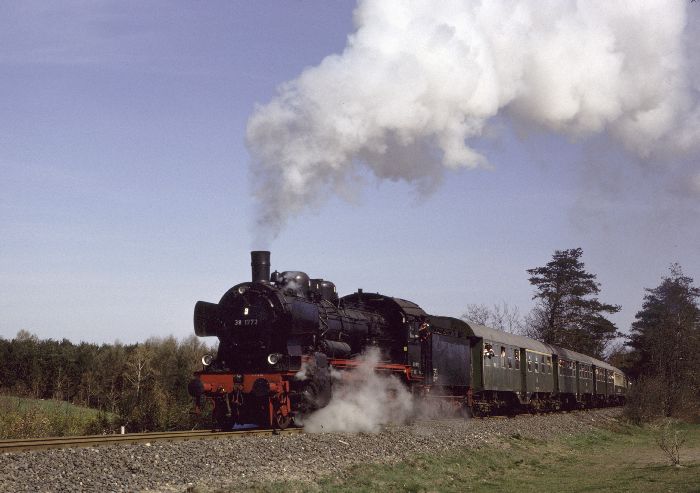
[188, 251, 628, 429]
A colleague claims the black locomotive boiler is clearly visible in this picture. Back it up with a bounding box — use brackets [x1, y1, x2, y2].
[188, 251, 628, 429]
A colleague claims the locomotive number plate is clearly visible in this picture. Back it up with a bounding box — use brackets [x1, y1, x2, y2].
[234, 319, 258, 326]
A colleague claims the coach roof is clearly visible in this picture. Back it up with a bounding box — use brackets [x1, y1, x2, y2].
[547, 344, 620, 373]
[461, 320, 553, 354]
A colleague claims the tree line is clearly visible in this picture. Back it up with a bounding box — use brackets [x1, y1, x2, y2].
[462, 247, 699, 422]
[0, 333, 212, 432]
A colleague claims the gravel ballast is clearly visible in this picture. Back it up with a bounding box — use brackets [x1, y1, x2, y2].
[0, 408, 621, 492]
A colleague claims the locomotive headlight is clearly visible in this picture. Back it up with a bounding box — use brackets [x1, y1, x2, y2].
[201, 354, 214, 366]
[267, 353, 283, 366]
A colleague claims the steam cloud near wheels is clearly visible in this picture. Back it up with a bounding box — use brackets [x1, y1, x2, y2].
[298, 348, 415, 433]
[247, 0, 700, 241]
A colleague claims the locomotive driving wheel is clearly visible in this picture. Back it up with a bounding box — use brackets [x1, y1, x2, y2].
[271, 391, 292, 430]
[273, 410, 292, 430]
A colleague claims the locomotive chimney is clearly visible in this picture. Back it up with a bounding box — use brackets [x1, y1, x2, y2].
[251, 250, 271, 283]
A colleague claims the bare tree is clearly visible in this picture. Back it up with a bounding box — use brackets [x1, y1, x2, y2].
[490, 302, 523, 334]
[124, 344, 155, 401]
[461, 303, 491, 326]
[461, 302, 524, 334]
[52, 367, 69, 401]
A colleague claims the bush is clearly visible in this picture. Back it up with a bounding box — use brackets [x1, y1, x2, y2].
[0, 395, 118, 439]
[623, 376, 666, 424]
[653, 418, 687, 466]
[624, 376, 700, 424]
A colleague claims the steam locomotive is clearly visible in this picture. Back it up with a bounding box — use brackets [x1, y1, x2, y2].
[188, 251, 628, 429]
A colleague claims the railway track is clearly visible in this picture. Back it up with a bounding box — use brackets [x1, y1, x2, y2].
[0, 427, 303, 453]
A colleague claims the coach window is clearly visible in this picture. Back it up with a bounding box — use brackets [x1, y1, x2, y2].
[515, 350, 520, 370]
[534, 355, 539, 373]
[527, 353, 532, 372]
[501, 347, 507, 368]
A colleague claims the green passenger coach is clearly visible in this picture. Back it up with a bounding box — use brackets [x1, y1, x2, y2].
[421, 316, 628, 414]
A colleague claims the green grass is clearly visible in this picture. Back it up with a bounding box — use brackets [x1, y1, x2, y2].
[0, 395, 117, 439]
[227, 421, 700, 493]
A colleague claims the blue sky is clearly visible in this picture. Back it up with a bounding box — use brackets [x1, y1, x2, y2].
[1, 1, 698, 345]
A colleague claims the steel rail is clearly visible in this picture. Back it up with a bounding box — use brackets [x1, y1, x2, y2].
[0, 427, 303, 453]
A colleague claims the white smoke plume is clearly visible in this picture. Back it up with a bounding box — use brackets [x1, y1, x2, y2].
[246, 0, 698, 238]
[300, 348, 414, 433]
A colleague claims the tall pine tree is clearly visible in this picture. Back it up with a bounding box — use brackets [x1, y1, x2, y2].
[627, 264, 700, 417]
[526, 248, 620, 358]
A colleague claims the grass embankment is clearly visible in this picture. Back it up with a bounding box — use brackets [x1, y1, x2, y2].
[0, 395, 116, 439]
[245, 422, 700, 493]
